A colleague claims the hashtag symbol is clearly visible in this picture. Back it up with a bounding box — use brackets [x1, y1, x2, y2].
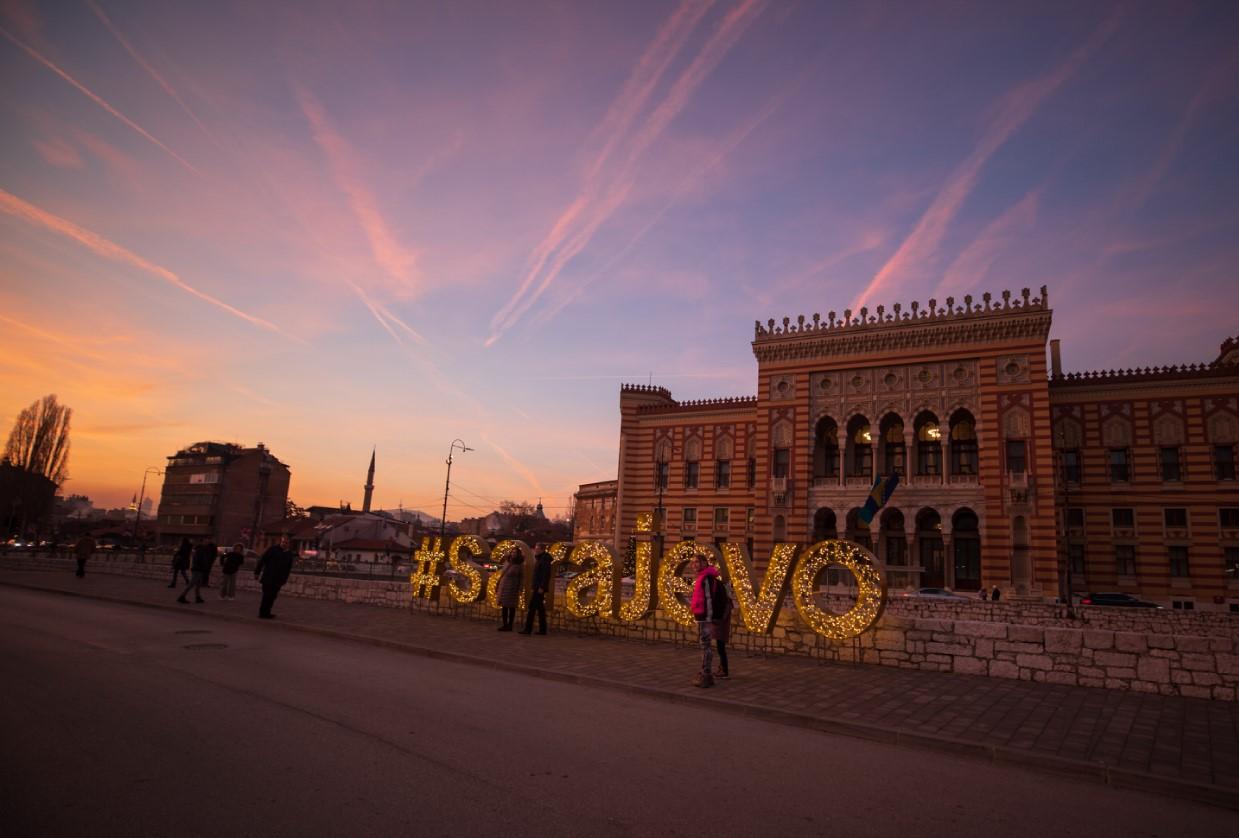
[410, 536, 444, 599]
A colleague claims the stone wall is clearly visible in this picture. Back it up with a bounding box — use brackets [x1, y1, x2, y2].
[5, 551, 1236, 700]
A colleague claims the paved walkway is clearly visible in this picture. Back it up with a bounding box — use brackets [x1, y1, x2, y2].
[3, 567, 1238, 809]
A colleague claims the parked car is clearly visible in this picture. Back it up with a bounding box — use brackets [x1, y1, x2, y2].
[900, 587, 970, 600]
[1079, 592, 1161, 608]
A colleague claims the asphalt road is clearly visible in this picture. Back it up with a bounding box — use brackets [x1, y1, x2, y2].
[0, 587, 1230, 837]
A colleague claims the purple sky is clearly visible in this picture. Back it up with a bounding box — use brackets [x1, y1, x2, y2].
[2, 0, 1237, 514]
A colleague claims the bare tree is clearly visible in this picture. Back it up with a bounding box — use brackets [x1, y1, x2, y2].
[4, 394, 72, 485]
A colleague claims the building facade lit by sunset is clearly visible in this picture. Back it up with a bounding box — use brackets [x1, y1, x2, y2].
[596, 287, 1239, 610]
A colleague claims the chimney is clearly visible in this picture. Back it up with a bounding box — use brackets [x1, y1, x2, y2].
[1049, 339, 1063, 379]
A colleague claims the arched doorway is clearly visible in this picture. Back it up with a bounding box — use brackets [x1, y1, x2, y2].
[949, 409, 978, 477]
[952, 508, 981, 590]
[916, 508, 944, 588]
[913, 411, 941, 477]
[812, 507, 837, 542]
[813, 417, 839, 484]
[1011, 515, 1030, 594]
[846, 416, 872, 479]
[879, 414, 905, 477]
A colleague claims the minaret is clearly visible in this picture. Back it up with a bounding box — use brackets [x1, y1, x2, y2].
[362, 448, 375, 513]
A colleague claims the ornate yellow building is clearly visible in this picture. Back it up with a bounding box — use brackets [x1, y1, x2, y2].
[595, 287, 1239, 609]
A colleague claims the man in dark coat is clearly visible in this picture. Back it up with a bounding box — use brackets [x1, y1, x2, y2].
[254, 534, 295, 619]
[73, 534, 95, 578]
[177, 538, 217, 604]
[519, 543, 553, 635]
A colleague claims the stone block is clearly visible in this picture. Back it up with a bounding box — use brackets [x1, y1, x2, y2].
[927, 654, 952, 664]
[1149, 649, 1180, 660]
[1083, 630, 1114, 650]
[1093, 651, 1137, 668]
[1045, 671, 1078, 686]
[1179, 685, 1212, 699]
[926, 642, 973, 656]
[1015, 653, 1053, 671]
[1114, 633, 1148, 654]
[1105, 667, 1137, 680]
[974, 639, 995, 659]
[1079, 676, 1105, 688]
[1008, 625, 1045, 643]
[953, 657, 988, 675]
[1171, 670, 1193, 685]
[1137, 657, 1170, 683]
[1079, 665, 1105, 678]
[1192, 671, 1221, 687]
[1180, 653, 1214, 672]
[1175, 636, 1211, 653]
[1104, 678, 1131, 690]
[873, 629, 905, 651]
[1147, 634, 1174, 649]
[1043, 629, 1083, 654]
[995, 640, 1042, 654]
[915, 619, 951, 632]
[1131, 681, 1160, 694]
[1218, 654, 1239, 676]
[1213, 687, 1236, 701]
[879, 651, 909, 662]
[1210, 637, 1233, 654]
[989, 660, 1019, 679]
[955, 620, 1007, 639]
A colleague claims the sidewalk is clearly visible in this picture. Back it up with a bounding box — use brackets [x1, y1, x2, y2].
[3, 567, 1238, 809]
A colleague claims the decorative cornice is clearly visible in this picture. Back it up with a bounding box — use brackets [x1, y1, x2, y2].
[752, 287, 1051, 364]
[636, 395, 758, 415]
[1051, 360, 1239, 389]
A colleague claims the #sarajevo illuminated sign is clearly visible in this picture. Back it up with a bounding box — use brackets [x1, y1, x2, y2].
[409, 513, 887, 640]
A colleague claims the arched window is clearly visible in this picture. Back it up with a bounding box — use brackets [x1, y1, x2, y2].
[881, 508, 906, 567]
[915, 508, 944, 587]
[949, 410, 977, 476]
[880, 415, 905, 477]
[846, 416, 872, 478]
[914, 411, 941, 476]
[684, 437, 701, 489]
[813, 417, 839, 481]
[952, 508, 981, 590]
[812, 507, 837, 542]
[655, 438, 671, 489]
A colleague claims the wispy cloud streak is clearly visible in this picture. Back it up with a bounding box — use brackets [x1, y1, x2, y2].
[84, 0, 224, 150]
[936, 188, 1039, 298]
[0, 188, 287, 336]
[852, 13, 1120, 310]
[486, 0, 768, 347]
[297, 87, 420, 297]
[0, 23, 202, 176]
[481, 431, 545, 495]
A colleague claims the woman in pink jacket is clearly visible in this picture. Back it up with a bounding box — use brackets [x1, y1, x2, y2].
[690, 555, 725, 688]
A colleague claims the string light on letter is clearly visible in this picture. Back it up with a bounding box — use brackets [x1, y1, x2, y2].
[445, 535, 488, 604]
[617, 539, 654, 622]
[486, 540, 532, 611]
[409, 536, 444, 600]
[657, 540, 721, 627]
[791, 539, 887, 640]
[563, 541, 616, 618]
[719, 542, 798, 634]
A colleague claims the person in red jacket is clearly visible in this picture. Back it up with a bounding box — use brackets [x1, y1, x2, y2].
[690, 555, 725, 688]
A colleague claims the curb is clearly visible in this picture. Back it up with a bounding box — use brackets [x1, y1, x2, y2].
[4, 577, 1237, 811]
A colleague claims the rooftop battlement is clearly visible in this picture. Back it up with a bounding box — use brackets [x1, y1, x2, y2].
[754, 286, 1049, 341]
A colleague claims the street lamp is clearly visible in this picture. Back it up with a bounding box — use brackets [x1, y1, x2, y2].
[439, 439, 473, 548]
[133, 467, 164, 550]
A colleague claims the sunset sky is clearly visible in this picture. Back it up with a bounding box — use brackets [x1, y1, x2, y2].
[2, 1, 1237, 517]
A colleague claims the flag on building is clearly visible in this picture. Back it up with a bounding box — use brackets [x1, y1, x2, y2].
[857, 473, 900, 528]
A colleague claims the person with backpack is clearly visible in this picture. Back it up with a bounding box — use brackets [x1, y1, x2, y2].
[713, 571, 733, 680]
[690, 554, 726, 688]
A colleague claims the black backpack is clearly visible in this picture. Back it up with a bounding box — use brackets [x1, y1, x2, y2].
[708, 576, 731, 621]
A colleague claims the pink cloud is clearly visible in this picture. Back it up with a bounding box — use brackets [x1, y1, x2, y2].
[0, 24, 202, 176]
[936, 188, 1040, 298]
[0, 188, 290, 337]
[31, 136, 83, 169]
[852, 13, 1120, 311]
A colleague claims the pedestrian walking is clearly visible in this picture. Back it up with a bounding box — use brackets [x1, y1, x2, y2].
[73, 534, 95, 578]
[979, 588, 988, 601]
[254, 534, 295, 619]
[219, 542, 245, 600]
[690, 555, 726, 688]
[496, 549, 524, 631]
[990, 584, 1002, 602]
[713, 573, 733, 680]
[519, 543, 552, 635]
[177, 538, 217, 604]
[168, 537, 192, 588]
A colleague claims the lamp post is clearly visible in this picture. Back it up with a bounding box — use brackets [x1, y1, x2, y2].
[133, 467, 164, 550]
[439, 439, 473, 548]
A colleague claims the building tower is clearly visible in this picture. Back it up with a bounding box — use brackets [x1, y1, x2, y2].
[362, 448, 375, 513]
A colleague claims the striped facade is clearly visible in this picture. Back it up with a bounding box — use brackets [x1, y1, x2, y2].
[599, 286, 1239, 609]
